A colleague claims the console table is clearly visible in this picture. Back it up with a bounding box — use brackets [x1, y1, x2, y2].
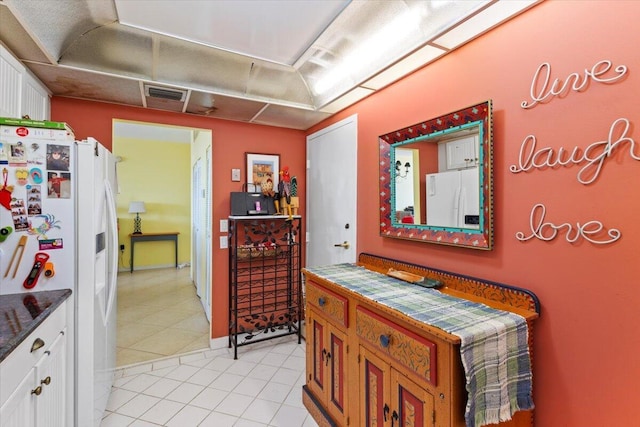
[129, 232, 179, 273]
[302, 253, 540, 427]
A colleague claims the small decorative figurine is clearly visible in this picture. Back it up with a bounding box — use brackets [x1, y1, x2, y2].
[278, 166, 292, 219]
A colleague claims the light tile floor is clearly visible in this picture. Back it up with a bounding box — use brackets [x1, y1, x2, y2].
[101, 337, 318, 427]
[116, 268, 210, 366]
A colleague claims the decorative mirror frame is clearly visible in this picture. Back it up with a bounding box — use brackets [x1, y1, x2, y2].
[378, 100, 494, 250]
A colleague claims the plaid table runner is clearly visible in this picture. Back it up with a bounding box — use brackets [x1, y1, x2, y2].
[304, 263, 534, 427]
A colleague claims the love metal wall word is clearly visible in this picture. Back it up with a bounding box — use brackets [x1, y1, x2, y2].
[513, 59, 631, 245]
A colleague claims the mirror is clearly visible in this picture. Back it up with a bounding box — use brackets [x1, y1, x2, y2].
[379, 100, 493, 250]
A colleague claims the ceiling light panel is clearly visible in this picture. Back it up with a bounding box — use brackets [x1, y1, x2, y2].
[115, 0, 349, 65]
[298, 0, 488, 107]
[362, 44, 447, 91]
[319, 86, 374, 114]
[433, 0, 539, 49]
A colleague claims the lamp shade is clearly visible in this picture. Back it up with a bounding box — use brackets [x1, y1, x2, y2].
[128, 201, 146, 214]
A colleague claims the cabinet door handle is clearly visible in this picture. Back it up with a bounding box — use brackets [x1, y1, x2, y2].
[318, 297, 326, 307]
[31, 337, 45, 352]
[383, 403, 390, 422]
[41, 376, 51, 386]
[325, 351, 332, 367]
[31, 386, 42, 396]
[391, 410, 399, 427]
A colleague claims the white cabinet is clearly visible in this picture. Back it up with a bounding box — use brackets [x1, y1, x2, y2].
[444, 135, 478, 170]
[0, 365, 36, 427]
[34, 331, 67, 426]
[0, 44, 50, 120]
[0, 301, 69, 427]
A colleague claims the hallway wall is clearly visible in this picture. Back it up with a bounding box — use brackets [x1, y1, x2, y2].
[51, 99, 306, 339]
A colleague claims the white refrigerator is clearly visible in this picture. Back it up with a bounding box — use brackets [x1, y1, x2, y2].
[0, 118, 118, 426]
[426, 167, 480, 229]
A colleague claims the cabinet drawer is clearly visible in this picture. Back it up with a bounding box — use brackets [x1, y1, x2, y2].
[306, 281, 349, 328]
[356, 305, 437, 386]
[0, 302, 67, 404]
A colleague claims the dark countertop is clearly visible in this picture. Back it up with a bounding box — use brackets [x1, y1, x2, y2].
[0, 289, 72, 363]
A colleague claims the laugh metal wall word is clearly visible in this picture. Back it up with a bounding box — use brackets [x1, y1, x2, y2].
[510, 117, 640, 185]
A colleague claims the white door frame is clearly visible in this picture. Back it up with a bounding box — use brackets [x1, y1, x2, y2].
[192, 158, 203, 297]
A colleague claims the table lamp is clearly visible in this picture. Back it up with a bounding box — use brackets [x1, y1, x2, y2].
[128, 201, 146, 234]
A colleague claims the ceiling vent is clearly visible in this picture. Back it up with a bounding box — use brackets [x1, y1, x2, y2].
[144, 84, 187, 102]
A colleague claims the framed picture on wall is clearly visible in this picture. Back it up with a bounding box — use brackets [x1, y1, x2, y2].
[246, 152, 279, 191]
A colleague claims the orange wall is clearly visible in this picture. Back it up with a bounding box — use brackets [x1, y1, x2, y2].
[51, 98, 306, 338]
[307, 1, 640, 425]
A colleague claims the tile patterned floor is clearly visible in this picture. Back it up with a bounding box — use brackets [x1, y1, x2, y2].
[116, 268, 210, 366]
[101, 337, 318, 427]
[106, 267, 317, 426]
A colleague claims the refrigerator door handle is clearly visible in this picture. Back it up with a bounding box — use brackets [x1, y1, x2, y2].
[458, 187, 466, 227]
[453, 186, 462, 227]
[103, 179, 118, 322]
[428, 175, 436, 196]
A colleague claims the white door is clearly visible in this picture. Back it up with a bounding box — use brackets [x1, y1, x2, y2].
[192, 159, 203, 298]
[306, 115, 358, 267]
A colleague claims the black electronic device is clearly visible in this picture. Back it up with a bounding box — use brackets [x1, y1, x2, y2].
[465, 215, 480, 225]
[230, 192, 276, 216]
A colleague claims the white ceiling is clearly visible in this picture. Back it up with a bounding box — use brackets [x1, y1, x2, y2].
[0, 0, 540, 133]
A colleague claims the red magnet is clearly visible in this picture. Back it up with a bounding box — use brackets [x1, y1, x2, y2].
[0, 168, 13, 210]
[23, 252, 50, 289]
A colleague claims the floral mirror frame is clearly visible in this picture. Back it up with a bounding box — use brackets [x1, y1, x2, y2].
[379, 100, 494, 250]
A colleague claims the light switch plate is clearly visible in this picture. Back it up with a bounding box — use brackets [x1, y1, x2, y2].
[231, 168, 241, 181]
[220, 236, 228, 249]
[220, 219, 228, 232]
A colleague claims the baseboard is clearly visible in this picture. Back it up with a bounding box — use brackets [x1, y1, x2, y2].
[117, 263, 182, 273]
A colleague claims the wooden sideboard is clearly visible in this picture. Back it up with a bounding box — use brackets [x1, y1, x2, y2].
[302, 253, 540, 427]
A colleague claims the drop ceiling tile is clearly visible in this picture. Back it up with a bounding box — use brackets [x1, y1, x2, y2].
[27, 63, 144, 107]
[252, 104, 331, 130]
[186, 92, 268, 122]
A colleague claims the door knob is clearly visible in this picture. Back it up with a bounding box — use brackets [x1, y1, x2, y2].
[333, 241, 350, 249]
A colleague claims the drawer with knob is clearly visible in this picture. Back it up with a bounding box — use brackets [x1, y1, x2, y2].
[356, 305, 438, 386]
[306, 281, 349, 328]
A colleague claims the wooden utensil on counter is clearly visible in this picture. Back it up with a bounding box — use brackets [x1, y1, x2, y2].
[4, 235, 28, 278]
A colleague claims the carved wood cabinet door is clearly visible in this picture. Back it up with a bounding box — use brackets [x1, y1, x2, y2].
[306, 307, 349, 426]
[360, 345, 435, 427]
